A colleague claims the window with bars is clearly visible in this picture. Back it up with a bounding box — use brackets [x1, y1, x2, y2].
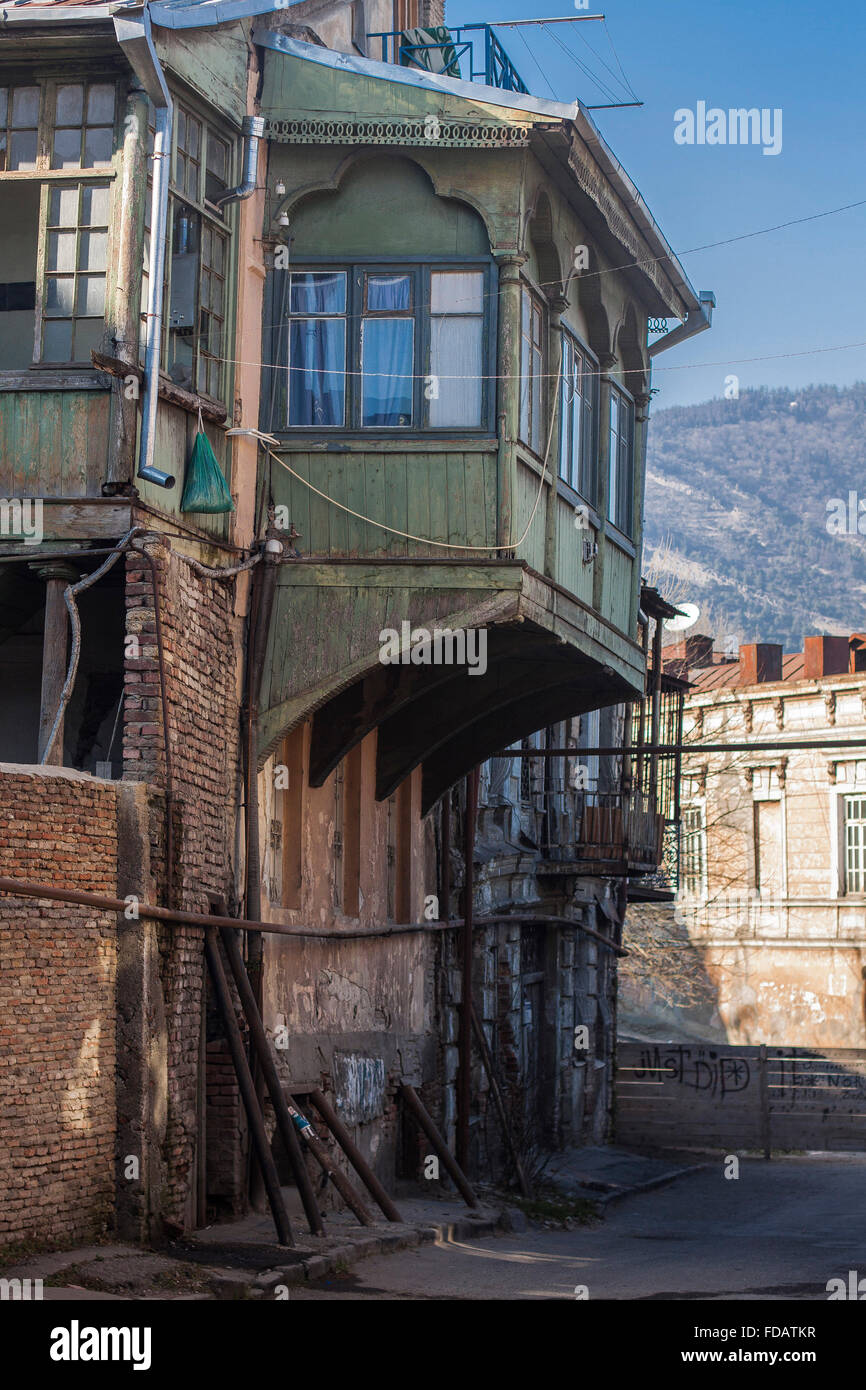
[681, 804, 706, 896]
[607, 383, 634, 535]
[844, 795, 866, 894]
[559, 328, 598, 503]
[519, 285, 545, 455]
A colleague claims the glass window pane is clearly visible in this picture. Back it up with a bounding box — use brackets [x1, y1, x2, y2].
[290, 272, 346, 315]
[52, 127, 82, 169]
[9, 130, 38, 171]
[84, 126, 112, 168]
[11, 86, 39, 127]
[77, 275, 105, 316]
[42, 317, 73, 361]
[362, 318, 413, 427]
[45, 277, 75, 315]
[47, 230, 77, 273]
[81, 184, 110, 225]
[431, 270, 483, 314]
[56, 84, 84, 125]
[289, 317, 345, 426]
[0, 90, 7, 127]
[187, 116, 200, 159]
[79, 230, 107, 272]
[73, 316, 104, 360]
[51, 185, 80, 227]
[366, 273, 411, 312]
[207, 135, 226, 180]
[430, 317, 481, 426]
[86, 84, 115, 124]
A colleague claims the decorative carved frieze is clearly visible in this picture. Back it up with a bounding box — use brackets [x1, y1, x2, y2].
[265, 117, 530, 147]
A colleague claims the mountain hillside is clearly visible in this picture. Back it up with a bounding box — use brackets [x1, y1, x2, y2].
[643, 383, 866, 649]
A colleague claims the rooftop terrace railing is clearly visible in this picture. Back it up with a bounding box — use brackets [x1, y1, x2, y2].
[367, 23, 529, 95]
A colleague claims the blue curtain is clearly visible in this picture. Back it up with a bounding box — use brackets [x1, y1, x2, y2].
[289, 317, 345, 426]
[362, 318, 413, 426]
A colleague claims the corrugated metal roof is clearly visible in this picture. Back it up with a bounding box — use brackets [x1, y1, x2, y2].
[690, 650, 807, 692]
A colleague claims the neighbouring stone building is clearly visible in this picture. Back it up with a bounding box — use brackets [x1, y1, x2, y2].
[0, 0, 708, 1248]
[622, 632, 866, 1049]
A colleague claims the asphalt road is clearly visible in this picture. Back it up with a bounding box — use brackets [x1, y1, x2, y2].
[290, 1157, 866, 1300]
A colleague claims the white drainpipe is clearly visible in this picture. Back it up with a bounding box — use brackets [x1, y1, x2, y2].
[114, 4, 175, 489]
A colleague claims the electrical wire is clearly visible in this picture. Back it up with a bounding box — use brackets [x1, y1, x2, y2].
[265, 337, 564, 554]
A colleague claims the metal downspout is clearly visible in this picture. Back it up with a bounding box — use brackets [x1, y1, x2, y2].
[113, 5, 175, 489]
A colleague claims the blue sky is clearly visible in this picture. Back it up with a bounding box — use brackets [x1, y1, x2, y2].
[447, 0, 866, 407]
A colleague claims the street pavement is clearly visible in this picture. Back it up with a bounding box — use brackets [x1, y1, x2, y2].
[288, 1156, 866, 1300]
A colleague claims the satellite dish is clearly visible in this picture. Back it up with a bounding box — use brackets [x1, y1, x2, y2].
[664, 602, 700, 632]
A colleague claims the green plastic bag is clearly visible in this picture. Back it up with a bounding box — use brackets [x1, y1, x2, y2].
[180, 416, 235, 514]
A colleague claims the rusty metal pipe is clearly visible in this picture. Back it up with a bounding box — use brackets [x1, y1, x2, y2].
[219, 925, 324, 1236]
[399, 1083, 477, 1209]
[204, 926, 294, 1247]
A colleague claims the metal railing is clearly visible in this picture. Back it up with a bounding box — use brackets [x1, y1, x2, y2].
[367, 23, 529, 94]
[525, 778, 665, 873]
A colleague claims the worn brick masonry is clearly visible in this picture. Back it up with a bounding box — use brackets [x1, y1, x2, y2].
[0, 767, 118, 1247]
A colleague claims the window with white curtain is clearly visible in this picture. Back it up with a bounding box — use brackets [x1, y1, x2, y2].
[283, 263, 490, 431]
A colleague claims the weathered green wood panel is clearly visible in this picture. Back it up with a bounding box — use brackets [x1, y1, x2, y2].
[0, 390, 110, 498]
[512, 457, 546, 572]
[599, 534, 635, 634]
[135, 403, 231, 542]
[271, 447, 497, 559]
[554, 492, 593, 607]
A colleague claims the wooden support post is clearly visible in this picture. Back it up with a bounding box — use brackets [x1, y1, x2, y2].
[308, 1087, 402, 1224]
[30, 562, 77, 765]
[457, 768, 479, 1171]
[400, 1083, 478, 1209]
[470, 1003, 531, 1199]
[218, 925, 325, 1236]
[759, 1043, 771, 1160]
[203, 927, 295, 1247]
[286, 1099, 375, 1227]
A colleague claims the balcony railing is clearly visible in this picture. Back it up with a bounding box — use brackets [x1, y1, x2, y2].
[367, 23, 529, 94]
[536, 786, 665, 875]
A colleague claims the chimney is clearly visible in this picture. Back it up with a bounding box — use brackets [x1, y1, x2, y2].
[739, 643, 783, 686]
[685, 633, 714, 667]
[803, 635, 849, 680]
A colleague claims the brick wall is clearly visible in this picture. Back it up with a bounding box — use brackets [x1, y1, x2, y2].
[0, 766, 118, 1248]
[124, 541, 244, 1228]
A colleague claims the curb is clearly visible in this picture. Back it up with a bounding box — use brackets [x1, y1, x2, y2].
[232, 1209, 503, 1298]
[591, 1161, 710, 1208]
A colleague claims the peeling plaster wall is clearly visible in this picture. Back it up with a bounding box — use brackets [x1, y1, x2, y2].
[257, 727, 437, 1189]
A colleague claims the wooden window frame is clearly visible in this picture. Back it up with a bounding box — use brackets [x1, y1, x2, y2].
[277, 257, 495, 437]
[607, 380, 635, 538]
[518, 281, 546, 458]
[0, 73, 121, 370]
[559, 324, 599, 506]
